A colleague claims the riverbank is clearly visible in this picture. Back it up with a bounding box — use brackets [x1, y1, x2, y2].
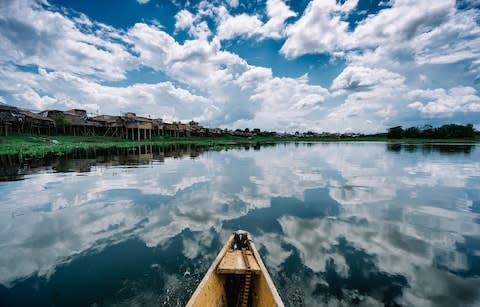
[0, 134, 478, 157]
[0, 135, 281, 157]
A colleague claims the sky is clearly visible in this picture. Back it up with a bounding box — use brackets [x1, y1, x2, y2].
[0, 0, 479, 133]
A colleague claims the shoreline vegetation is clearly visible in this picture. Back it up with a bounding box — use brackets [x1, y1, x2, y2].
[0, 134, 479, 158]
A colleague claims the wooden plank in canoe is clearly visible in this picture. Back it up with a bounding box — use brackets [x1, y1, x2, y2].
[216, 249, 261, 275]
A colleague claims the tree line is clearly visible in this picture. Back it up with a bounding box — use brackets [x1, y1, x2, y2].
[387, 124, 476, 139]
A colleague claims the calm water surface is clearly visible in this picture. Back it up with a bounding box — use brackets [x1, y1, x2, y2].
[0, 143, 479, 306]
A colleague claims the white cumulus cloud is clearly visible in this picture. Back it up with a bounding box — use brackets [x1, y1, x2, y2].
[0, 0, 138, 81]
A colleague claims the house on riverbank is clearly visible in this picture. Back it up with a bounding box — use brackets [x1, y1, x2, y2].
[163, 122, 178, 137]
[0, 103, 215, 140]
[39, 109, 101, 136]
[92, 115, 125, 137]
[123, 112, 153, 141]
[0, 104, 211, 140]
[0, 105, 55, 136]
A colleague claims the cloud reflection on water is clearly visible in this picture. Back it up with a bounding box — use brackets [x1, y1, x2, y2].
[0, 143, 479, 306]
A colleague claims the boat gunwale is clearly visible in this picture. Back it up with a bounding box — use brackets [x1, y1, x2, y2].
[185, 234, 235, 307]
[249, 238, 284, 307]
[185, 231, 285, 307]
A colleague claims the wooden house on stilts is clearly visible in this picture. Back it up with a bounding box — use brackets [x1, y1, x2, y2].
[0, 104, 55, 136]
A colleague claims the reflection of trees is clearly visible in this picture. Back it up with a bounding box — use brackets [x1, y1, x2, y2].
[0, 143, 281, 181]
[386, 143, 474, 155]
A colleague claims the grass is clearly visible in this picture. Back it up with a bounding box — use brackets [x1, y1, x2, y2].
[0, 134, 478, 158]
[0, 135, 275, 157]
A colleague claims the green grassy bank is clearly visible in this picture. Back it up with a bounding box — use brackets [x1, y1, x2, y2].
[0, 134, 478, 157]
[0, 135, 282, 157]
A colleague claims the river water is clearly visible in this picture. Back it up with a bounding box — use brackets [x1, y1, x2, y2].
[0, 143, 479, 307]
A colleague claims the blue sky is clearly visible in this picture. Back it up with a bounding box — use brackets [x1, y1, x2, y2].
[0, 0, 479, 132]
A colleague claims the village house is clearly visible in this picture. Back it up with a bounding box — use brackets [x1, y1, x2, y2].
[91, 115, 126, 137]
[0, 104, 231, 141]
[178, 122, 191, 137]
[152, 118, 164, 137]
[163, 122, 178, 137]
[39, 109, 100, 136]
[208, 128, 223, 136]
[189, 121, 207, 136]
[0, 104, 55, 136]
[123, 112, 153, 141]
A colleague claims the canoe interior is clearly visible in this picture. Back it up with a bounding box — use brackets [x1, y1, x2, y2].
[186, 231, 284, 307]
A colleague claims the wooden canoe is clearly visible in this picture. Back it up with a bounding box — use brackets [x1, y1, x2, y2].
[186, 231, 284, 307]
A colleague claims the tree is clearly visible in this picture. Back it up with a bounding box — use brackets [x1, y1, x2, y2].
[387, 126, 403, 139]
[51, 113, 67, 126]
[466, 124, 475, 138]
[50, 112, 69, 134]
[421, 124, 434, 138]
[436, 124, 475, 138]
[388, 123, 475, 139]
[404, 126, 420, 138]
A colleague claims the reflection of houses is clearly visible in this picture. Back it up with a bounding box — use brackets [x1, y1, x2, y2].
[1, 104, 55, 136]
[1, 144, 210, 180]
